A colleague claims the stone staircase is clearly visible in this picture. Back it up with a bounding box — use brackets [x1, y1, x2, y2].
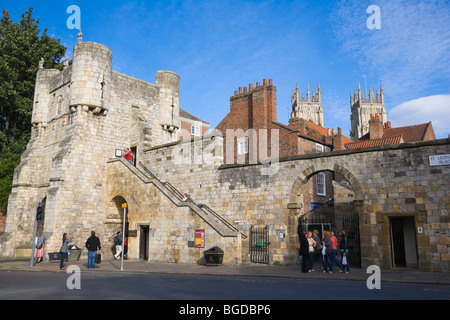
[111, 157, 245, 239]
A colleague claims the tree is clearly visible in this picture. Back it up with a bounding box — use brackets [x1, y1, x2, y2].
[0, 7, 66, 212]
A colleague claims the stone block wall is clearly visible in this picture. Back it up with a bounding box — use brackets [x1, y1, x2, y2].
[0, 41, 182, 259]
[139, 137, 450, 271]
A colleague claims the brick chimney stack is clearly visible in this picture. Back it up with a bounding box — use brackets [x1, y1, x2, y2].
[369, 114, 384, 140]
[332, 127, 345, 151]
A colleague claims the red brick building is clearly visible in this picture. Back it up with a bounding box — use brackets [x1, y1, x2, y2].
[177, 108, 210, 141]
[214, 79, 353, 212]
[345, 114, 436, 150]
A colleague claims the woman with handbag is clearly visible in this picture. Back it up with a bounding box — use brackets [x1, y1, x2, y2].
[323, 230, 333, 273]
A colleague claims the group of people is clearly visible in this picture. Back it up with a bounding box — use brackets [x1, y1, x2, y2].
[298, 229, 350, 274]
[35, 230, 128, 270]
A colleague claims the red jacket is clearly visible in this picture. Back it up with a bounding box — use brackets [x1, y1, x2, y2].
[122, 150, 131, 161]
[331, 236, 338, 250]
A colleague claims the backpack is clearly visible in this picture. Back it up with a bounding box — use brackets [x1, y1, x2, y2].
[114, 236, 122, 245]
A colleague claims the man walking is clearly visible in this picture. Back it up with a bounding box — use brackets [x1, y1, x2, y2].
[114, 231, 123, 260]
[85, 231, 101, 269]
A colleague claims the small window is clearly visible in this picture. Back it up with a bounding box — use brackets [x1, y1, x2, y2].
[316, 143, 324, 153]
[238, 139, 248, 155]
[191, 125, 200, 136]
[316, 172, 326, 196]
[325, 146, 331, 152]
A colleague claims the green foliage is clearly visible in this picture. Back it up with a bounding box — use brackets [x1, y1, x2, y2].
[0, 7, 66, 212]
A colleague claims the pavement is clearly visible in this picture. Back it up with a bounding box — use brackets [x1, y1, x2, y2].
[1, 257, 449, 286]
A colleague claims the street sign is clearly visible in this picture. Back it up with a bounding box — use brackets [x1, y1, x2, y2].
[429, 154, 450, 166]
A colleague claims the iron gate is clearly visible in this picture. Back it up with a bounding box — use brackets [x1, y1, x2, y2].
[342, 213, 361, 268]
[249, 225, 270, 264]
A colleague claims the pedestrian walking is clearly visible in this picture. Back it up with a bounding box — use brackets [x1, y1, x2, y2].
[59, 233, 72, 270]
[113, 231, 123, 259]
[35, 232, 45, 263]
[339, 230, 350, 273]
[85, 231, 101, 269]
[330, 231, 343, 272]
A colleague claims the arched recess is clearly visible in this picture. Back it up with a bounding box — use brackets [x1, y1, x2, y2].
[286, 163, 365, 266]
[105, 196, 129, 254]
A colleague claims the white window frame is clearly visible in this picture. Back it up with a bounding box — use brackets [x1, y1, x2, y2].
[316, 172, 326, 196]
[238, 138, 248, 155]
[191, 125, 200, 136]
[316, 143, 324, 153]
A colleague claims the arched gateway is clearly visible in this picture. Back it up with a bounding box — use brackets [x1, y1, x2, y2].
[287, 164, 364, 267]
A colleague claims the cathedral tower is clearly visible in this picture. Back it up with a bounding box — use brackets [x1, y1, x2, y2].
[350, 83, 387, 140]
[291, 83, 324, 127]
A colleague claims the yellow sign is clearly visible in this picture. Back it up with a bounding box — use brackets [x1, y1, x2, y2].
[122, 203, 127, 208]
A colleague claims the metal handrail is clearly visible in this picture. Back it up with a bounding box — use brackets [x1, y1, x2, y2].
[138, 161, 245, 238]
[163, 182, 183, 200]
[199, 204, 247, 239]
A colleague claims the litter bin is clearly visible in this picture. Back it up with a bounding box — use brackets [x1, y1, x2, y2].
[68, 245, 82, 261]
[204, 246, 224, 266]
[48, 252, 62, 262]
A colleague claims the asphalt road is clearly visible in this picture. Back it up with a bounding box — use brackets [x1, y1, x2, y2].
[0, 270, 448, 301]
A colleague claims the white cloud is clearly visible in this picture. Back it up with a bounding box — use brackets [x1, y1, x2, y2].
[389, 94, 450, 138]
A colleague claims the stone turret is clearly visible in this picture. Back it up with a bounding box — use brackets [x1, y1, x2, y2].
[69, 41, 112, 115]
[156, 70, 180, 133]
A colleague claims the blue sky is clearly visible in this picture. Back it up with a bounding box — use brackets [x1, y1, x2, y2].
[2, 0, 450, 138]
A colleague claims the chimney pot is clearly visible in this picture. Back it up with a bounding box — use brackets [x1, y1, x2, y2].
[244, 87, 247, 93]
[256, 82, 260, 87]
[263, 79, 267, 86]
[338, 127, 342, 135]
[249, 83, 253, 91]
[239, 87, 242, 94]
[269, 79, 273, 86]
[234, 90, 238, 96]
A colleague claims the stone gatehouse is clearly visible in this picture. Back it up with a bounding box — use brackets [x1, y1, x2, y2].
[0, 37, 449, 272]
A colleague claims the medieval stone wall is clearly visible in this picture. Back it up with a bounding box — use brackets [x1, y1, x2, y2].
[139, 137, 450, 271]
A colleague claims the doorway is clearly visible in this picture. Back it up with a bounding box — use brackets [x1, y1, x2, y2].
[130, 146, 137, 166]
[390, 216, 418, 268]
[139, 225, 149, 261]
[305, 223, 331, 240]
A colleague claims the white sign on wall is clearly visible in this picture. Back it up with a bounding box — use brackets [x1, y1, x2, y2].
[429, 154, 450, 167]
